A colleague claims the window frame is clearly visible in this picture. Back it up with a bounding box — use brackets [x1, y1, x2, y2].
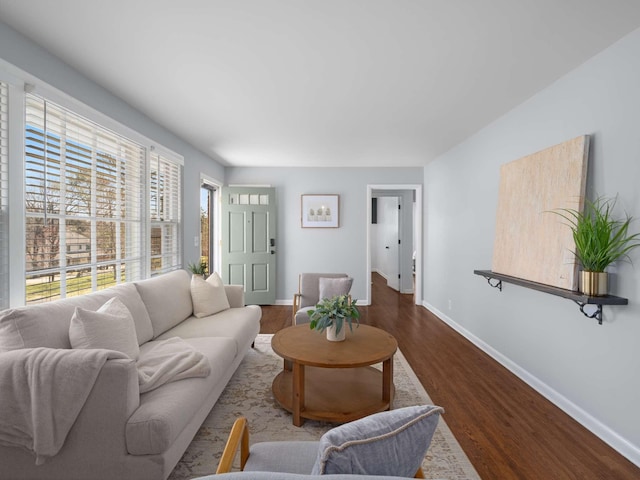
[24, 93, 149, 302]
[200, 174, 223, 276]
[0, 62, 184, 308]
[0, 80, 9, 310]
[149, 146, 183, 276]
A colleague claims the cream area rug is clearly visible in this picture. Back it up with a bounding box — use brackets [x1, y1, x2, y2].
[168, 334, 481, 480]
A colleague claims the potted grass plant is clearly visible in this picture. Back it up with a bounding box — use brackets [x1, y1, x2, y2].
[554, 196, 640, 295]
[187, 260, 208, 278]
[308, 294, 360, 342]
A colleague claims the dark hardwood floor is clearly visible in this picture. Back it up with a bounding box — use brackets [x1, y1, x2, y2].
[260, 273, 640, 479]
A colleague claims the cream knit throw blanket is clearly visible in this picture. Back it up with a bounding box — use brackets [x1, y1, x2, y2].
[0, 347, 127, 464]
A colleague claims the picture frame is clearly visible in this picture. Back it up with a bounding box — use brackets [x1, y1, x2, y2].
[301, 194, 339, 228]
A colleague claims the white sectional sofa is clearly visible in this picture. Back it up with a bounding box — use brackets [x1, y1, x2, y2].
[0, 269, 261, 480]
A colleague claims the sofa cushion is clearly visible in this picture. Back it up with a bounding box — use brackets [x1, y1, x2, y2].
[191, 272, 230, 318]
[154, 305, 261, 356]
[126, 336, 236, 455]
[69, 297, 140, 360]
[311, 405, 444, 476]
[134, 270, 193, 338]
[0, 283, 152, 351]
[107, 283, 154, 344]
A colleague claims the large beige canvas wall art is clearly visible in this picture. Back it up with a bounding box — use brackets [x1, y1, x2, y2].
[491, 135, 589, 291]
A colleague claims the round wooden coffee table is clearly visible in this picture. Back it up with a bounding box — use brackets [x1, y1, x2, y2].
[271, 324, 397, 426]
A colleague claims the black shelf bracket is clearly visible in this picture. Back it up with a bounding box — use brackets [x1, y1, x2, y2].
[481, 274, 502, 291]
[474, 270, 628, 325]
[574, 301, 603, 325]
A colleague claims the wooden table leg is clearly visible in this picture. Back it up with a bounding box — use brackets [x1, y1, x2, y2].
[382, 356, 393, 409]
[292, 362, 305, 426]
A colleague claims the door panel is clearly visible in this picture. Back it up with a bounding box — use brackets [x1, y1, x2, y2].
[252, 212, 268, 252]
[221, 187, 276, 305]
[252, 264, 269, 291]
[229, 212, 246, 252]
[229, 264, 245, 285]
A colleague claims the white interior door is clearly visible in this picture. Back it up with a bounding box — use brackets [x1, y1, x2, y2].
[380, 196, 400, 291]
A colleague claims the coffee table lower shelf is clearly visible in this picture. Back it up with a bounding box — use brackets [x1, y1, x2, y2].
[272, 365, 395, 424]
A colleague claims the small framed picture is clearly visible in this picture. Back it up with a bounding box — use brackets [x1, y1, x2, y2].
[301, 194, 339, 228]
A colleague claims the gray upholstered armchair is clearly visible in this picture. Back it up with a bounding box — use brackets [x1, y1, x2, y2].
[292, 273, 353, 325]
[210, 405, 444, 478]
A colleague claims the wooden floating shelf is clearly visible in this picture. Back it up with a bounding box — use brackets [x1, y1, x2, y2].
[473, 270, 628, 325]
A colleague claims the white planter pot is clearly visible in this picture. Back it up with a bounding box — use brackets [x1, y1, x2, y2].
[326, 323, 346, 342]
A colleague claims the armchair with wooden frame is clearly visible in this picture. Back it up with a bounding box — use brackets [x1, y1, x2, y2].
[292, 273, 353, 326]
[213, 405, 444, 478]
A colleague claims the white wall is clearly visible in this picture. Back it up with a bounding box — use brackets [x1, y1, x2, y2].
[423, 27, 640, 463]
[225, 167, 422, 303]
[0, 20, 224, 270]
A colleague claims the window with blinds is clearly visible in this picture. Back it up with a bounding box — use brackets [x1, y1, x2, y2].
[25, 94, 146, 303]
[150, 151, 182, 275]
[0, 82, 8, 310]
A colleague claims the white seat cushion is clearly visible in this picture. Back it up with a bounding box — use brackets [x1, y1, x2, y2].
[126, 337, 236, 455]
[155, 305, 261, 355]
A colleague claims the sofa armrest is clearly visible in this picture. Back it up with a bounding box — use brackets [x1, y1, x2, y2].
[0, 357, 140, 479]
[225, 285, 245, 308]
[63, 357, 140, 450]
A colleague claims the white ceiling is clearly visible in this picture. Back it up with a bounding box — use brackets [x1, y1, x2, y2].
[1, 0, 640, 168]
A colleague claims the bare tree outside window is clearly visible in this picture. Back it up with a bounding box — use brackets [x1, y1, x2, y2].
[24, 95, 147, 304]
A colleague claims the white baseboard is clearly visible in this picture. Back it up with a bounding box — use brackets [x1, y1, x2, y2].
[275, 299, 293, 306]
[422, 301, 640, 468]
[377, 271, 389, 282]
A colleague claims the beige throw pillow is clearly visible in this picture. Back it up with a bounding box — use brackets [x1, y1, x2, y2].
[191, 272, 230, 318]
[319, 277, 353, 300]
[69, 297, 140, 360]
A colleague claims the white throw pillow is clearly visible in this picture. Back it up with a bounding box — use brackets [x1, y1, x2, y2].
[69, 297, 140, 360]
[190, 272, 230, 318]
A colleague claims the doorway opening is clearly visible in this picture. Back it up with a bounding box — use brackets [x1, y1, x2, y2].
[366, 185, 422, 306]
[200, 177, 221, 276]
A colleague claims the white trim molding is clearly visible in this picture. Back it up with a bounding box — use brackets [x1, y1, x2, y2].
[366, 184, 422, 307]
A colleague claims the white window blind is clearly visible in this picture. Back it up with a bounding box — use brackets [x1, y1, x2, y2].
[0, 82, 8, 309]
[24, 94, 146, 303]
[150, 151, 182, 275]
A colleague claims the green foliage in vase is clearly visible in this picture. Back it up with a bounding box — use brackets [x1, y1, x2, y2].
[553, 196, 640, 272]
[308, 294, 360, 335]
